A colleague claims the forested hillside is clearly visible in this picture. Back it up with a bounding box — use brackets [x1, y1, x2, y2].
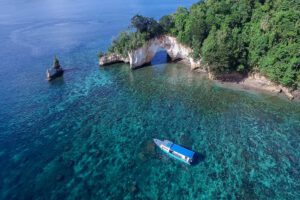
[107, 0, 300, 88]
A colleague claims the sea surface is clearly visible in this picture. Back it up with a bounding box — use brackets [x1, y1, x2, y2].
[0, 0, 300, 199]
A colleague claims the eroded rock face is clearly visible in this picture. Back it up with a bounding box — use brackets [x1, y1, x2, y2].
[99, 53, 129, 66]
[99, 35, 203, 70]
[128, 36, 202, 69]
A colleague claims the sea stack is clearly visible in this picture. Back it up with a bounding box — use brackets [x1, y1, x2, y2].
[47, 56, 64, 81]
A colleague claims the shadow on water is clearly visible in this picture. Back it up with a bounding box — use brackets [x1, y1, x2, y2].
[192, 152, 206, 165]
[48, 77, 65, 86]
[47, 67, 80, 85]
[181, 146, 206, 166]
[180, 144, 205, 166]
[63, 67, 82, 72]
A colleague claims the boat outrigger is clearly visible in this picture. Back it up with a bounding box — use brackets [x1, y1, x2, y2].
[153, 138, 195, 165]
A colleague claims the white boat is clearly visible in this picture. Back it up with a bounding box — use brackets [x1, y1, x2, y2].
[153, 138, 195, 165]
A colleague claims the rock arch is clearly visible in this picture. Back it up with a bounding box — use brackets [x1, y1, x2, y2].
[128, 36, 201, 69]
[99, 35, 202, 70]
[150, 48, 172, 65]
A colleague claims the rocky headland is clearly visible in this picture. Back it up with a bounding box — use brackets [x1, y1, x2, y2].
[99, 35, 298, 101]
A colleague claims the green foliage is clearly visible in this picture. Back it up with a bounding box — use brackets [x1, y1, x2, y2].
[107, 15, 164, 57]
[202, 27, 231, 72]
[159, 15, 174, 34]
[201, 25, 247, 73]
[172, 7, 190, 45]
[259, 43, 299, 87]
[169, 0, 299, 87]
[189, 3, 208, 51]
[244, 0, 300, 87]
[297, 73, 300, 88]
[108, 31, 148, 57]
[106, 0, 300, 88]
[97, 51, 105, 58]
[131, 15, 163, 38]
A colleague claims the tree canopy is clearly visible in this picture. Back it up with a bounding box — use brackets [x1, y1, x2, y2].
[108, 31, 148, 57]
[131, 15, 163, 38]
[107, 0, 300, 88]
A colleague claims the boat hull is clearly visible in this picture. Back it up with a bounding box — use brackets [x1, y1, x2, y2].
[161, 148, 191, 165]
[153, 138, 192, 165]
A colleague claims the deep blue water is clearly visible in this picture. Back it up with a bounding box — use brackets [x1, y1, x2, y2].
[0, 0, 300, 199]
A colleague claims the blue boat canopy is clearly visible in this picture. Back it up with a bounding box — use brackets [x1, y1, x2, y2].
[170, 144, 195, 159]
[164, 141, 173, 148]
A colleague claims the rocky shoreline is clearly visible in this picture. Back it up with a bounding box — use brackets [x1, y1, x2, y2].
[100, 35, 299, 101]
[195, 69, 300, 101]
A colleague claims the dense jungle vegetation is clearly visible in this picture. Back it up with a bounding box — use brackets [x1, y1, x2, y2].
[106, 0, 300, 88]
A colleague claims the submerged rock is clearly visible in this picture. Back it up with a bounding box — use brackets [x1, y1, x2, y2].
[56, 174, 65, 181]
[130, 182, 139, 195]
[126, 160, 135, 169]
[138, 140, 156, 162]
[64, 145, 71, 151]
[94, 150, 102, 157]
[67, 160, 75, 168]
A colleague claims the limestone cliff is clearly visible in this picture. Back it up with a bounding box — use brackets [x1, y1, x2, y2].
[99, 53, 129, 66]
[128, 35, 202, 69]
[99, 35, 202, 70]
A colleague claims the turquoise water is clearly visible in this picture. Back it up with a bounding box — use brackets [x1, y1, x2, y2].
[0, 1, 300, 200]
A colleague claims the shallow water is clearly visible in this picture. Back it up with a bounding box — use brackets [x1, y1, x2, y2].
[0, 1, 300, 200]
